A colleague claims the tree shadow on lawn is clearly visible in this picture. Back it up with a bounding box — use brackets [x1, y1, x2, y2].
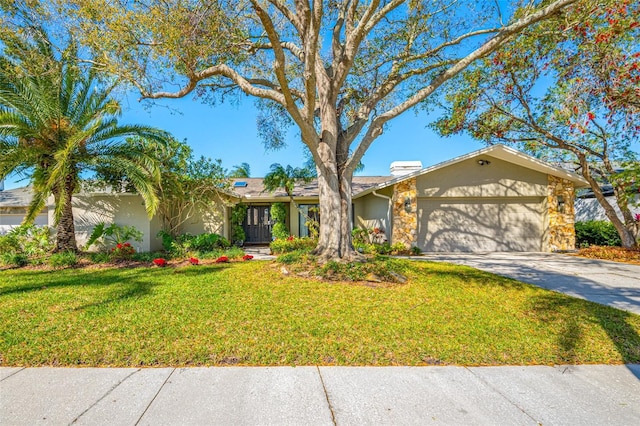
[0, 265, 228, 308]
[416, 261, 640, 377]
[531, 294, 640, 379]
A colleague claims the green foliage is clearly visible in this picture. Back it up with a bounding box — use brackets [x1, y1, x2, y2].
[228, 163, 251, 178]
[85, 223, 143, 251]
[0, 252, 29, 267]
[48, 251, 78, 268]
[276, 250, 316, 265]
[270, 237, 317, 254]
[0, 225, 52, 260]
[182, 233, 231, 252]
[270, 203, 289, 240]
[263, 164, 314, 197]
[230, 204, 248, 244]
[87, 252, 111, 264]
[354, 241, 412, 255]
[351, 228, 370, 244]
[317, 257, 409, 282]
[575, 221, 623, 247]
[0, 26, 170, 251]
[271, 223, 289, 240]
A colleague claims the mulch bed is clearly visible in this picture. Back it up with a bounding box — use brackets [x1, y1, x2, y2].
[572, 246, 640, 265]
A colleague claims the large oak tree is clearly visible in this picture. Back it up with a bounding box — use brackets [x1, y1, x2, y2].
[60, 0, 576, 260]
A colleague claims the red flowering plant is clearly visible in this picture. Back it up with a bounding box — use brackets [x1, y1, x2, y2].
[189, 257, 199, 265]
[634, 213, 640, 222]
[111, 242, 135, 259]
[215, 256, 229, 263]
[153, 258, 167, 267]
[242, 254, 254, 261]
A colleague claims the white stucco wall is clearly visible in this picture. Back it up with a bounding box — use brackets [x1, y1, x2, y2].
[0, 211, 48, 235]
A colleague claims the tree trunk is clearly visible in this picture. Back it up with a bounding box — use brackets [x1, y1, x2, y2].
[579, 158, 637, 248]
[613, 185, 639, 246]
[54, 177, 78, 253]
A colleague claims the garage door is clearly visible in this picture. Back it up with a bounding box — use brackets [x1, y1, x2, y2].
[417, 197, 544, 252]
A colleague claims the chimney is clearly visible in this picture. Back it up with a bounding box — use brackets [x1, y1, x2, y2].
[390, 161, 423, 176]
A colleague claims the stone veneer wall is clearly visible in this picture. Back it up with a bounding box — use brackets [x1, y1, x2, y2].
[392, 178, 418, 249]
[547, 175, 576, 251]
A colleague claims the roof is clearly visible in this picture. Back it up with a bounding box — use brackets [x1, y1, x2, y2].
[0, 186, 34, 207]
[230, 176, 391, 200]
[1, 145, 590, 207]
[355, 144, 590, 198]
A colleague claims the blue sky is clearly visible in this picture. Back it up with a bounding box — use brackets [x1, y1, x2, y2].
[2, 94, 483, 190]
[121, 95, 483, 176]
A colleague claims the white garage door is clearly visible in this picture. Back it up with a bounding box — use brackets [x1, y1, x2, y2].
[417, 197, 544, 252]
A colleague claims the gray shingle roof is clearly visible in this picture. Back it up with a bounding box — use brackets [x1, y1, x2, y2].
[0, 187, 34, 207]
[231, 176, 391, 199]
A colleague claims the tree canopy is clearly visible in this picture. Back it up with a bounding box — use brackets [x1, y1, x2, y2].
[433, 0, 640, 247]
[52, 0, 578, 259]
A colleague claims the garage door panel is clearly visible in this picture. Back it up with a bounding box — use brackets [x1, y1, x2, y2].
[417, 198, 544, 252]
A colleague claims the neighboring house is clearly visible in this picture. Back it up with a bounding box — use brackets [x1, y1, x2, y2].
[0, 145, 588, 252]
[574, 186, 640, 223]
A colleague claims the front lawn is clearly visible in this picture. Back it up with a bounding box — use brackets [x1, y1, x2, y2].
[1, 260, 639, 366]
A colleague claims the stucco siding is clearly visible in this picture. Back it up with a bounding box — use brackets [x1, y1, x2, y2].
[0, 211, 48, 235]
[70, 194, 152, 252]
[417, 197, 545, 252]
[416, 156, 548, 198]
[354, 189, 392, 237]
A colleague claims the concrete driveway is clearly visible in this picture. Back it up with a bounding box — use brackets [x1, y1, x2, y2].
[418, 252, 640, 315]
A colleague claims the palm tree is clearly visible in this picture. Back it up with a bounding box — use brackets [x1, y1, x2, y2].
[0, 28, 169, 252]
[229, 162, 251, 178]
[263, 163, 316, 234]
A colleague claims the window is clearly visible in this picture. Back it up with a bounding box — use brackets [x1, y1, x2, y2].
[298, 204, 320, 238]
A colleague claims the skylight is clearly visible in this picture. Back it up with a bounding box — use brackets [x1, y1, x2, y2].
[233, 181, 248, 187]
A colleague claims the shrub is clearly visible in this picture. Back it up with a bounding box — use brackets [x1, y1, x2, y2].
[230, 204, 248, 245]
[270, 237, 317, 254]
[0, 225, 53, 257]
[85, 223, 143, 251]
[276, 250, 316, 264]
[575, 221, 622, 247]
[0, 252, 29, 267]
[270, 203, 289, 240]
[48, 251, 78, 268]
[183, 233, 230, 252]
[88, 252, 111, 263]
[111, 243, 136, 259]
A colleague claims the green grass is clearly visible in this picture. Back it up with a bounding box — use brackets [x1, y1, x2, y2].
[1, 260, 639, 367]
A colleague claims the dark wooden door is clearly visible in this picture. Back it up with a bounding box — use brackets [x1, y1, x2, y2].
[243, 205, 272, 243]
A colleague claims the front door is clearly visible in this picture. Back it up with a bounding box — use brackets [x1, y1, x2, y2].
[243, 205, 273, 243]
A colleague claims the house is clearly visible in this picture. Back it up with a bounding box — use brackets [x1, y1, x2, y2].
[0, 145, 588, 252]
[574, 185, 640, 223]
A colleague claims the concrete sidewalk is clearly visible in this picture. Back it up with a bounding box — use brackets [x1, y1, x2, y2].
[2, 365, 639, 425]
